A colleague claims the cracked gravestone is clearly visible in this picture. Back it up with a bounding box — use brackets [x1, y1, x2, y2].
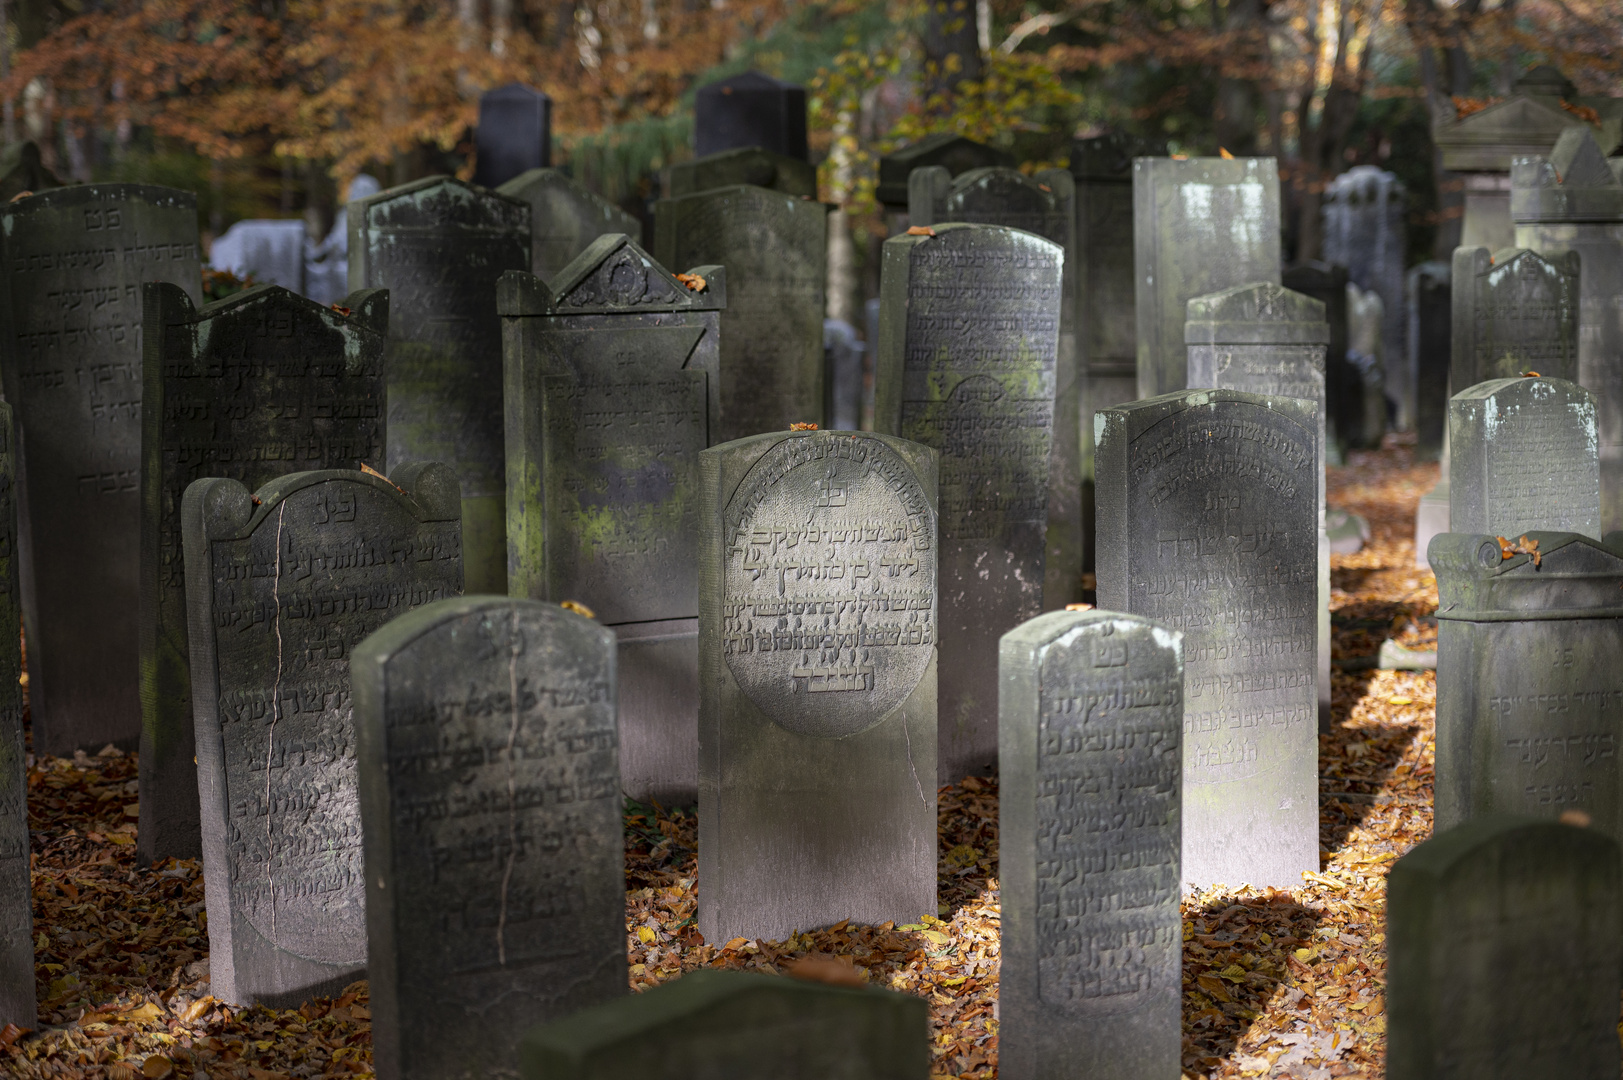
[1451, 246, 1579, 388]
[496, 169, 642, 283]
[0, 404, 31, 1030]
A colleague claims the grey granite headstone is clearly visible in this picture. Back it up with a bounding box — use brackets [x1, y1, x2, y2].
[474, 84, 552, 188]
[1096, 389, 1318, 889]
[1322, 167, 1408, 427]
[496, 168, 642, 283]
[665, 147, 817, 199]
[694, 71, 808, 162]
[874, 222, 1061, 781]
[655, 185, 827, 441]
[1449, 377, 1599, 540]
[500, 234, 724, 806]
[0, 404, 31, 1030]
[354, 596, 624, 1080]
[183, 464, 463, 1007]
[350, 175, 530, 594]
[998, 608, 1182, 1080]
[0, 184, 200, 755]
[1451, 246, 1579, 388]
[1430, 532, 1623, 836]
[1409, 261, 1452, 463]
[519, 970, 929, 1079]
[1132, 157, 1282, 400]
[698, 430, 938, 942]
[208, 219, 307, 293]
[138, 283, 388, 863]
[876, 133, 1013, 209]
[1282, 262, 1355, 456]
[1388, 815, 1622, 1080]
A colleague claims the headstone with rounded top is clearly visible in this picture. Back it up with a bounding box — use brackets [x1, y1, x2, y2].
[1451, 246, 1579, 389]
[0, 404, 31, 1031]
[497, 168, 642, 282]
[474, 83, 553, 188]
[1322, 167, 1408, 426]
[694, 72, 808, 162]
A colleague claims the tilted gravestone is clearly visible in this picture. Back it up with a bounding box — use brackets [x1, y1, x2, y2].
[998, 608, 1182, 1080]
[1430, 532, 1623, 836]
[350, 175, 530, 593]
[655, 185, 827, 441]
[1449, 377, 1600, 541]
[1282, 262, 1356, 458]
[1388, 815, 1622, 1080]
[183, 464, 463, 1007]
[474, 84, 553, 188]
[699, 430, 938, 942]
[138, 283, 388, 863]
[0, 405, 32, 1031]
[694, 71, 808, 162]
[1095, 389, 1318, 889]
[501, 234, 725, 805]
[1132, 157, 1282, 400]
[876, 133, 1013, 210]
[1451, 246, 1579, 388]
[874, 223, 1061, 782]
[0, 184, 200, 756]
[354, 596, 623, 1080]
[1409, 261, 1452, 463]
[1322, 167, 1409, 427]
[496, 168, 642, 282]
[665, 147, 817, 200]
[519, 970, 930, 1079]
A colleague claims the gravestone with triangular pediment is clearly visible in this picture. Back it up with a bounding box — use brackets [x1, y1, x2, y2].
[1451, 247, 1579, 388]
[497, 168, 642, 282]
[665, 147, 816, 199]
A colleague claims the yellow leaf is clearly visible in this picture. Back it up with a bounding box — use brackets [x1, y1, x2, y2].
[1218, 964, 1247, 981]
[940, 976, 966, 986]
[1195, 974, 1231, 1002]
[921, 930, 950, 947]
[636, 926, 656, 944]
[1388, 696, 1413, 705]
[560, 600, 595, 619]
[118, 1002, 163, 1024]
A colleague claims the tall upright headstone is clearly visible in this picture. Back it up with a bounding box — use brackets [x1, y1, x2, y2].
[501, 235, 724, 805]
[350, 176, 530, 593]
[655, 185, 827, 441]
[138, 283, 387, 862]
[698, 430, 938, 942]
[1409, 261, 1452, 463]
[1451, 247, 1579, 388]
[0, 184, 200, 755]
[0, 404, 31, 1031]
[1096, 389, 1318, 889]
[474, 84, 553, 189]
[693, 72, 808, 162]
[1388, 815, 1622, 1080]
[665, 147, 817, 199]
[998, 609, 1182, 1080]
[876, 133, 1013, 210]
[1283, 262, 1355, 457]
[874, 223, 1061, 781]
[1132, 157, 1282, 399]
[1322, 167, 1409, 426]
[354, 596, 624, 1080]
[496, 168, 642, 282]
[183, 465, 463, 1007]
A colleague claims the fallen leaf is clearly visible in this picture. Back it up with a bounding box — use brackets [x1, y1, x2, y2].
[330, 304, 352, 316]
[0, 1023, 29, 1046]
[674, 272, 706, 292]
[789, 422, 818, 431]
[637, 926, 656, 944]
[180, 996, 216, 1023]
[785, 956, 866, 988]
[560, 599, 596, 619]
[142, 1054, 175, 1079]
[118, 1002, 163, 1024]
[905, 225, 935, 236]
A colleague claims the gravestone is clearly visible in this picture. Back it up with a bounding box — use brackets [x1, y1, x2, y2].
[694, 71, 808, 162]
[1322, 167, 1408, 426]
[519, 970, 929, 1079]
[1345, 281, 1389, 448]
[354, 596, 623, 1080]
[698, 429, 938, 943]
[1451, 247, 1579, 388]
[1409, 261, 1452, 463]
[876, 133, 1013, 209]
[908, 165, 1081, 608]
[1133, 157, 1282, 399]
[208, 219, 307, 292]
[474, 83, 552, 188]
[1388, 815, 1622, 1080]
[997, 608, 1182, 1080]
[1282, 262, 1355, 458]
[1430, 532, 1623, 836]
[305, 174, 382, 306]
[824, 318, 864, 432]
[350, 175, 530, 593]
[496, 168, 642, 282]
[654, 185, 827, 441]
[665, 147, 817, 199]
[0, 404, 31, 1031]
[0, 184, 201, 755]
[1095, 389, 1318, 889]
[1449, 377, 1600, 540]
[874, 223, 1061, 781]
[183, 464, 463, 1007]
[0, 140, 64, 202]
[138, 283, 388, 863]
[501, 234, 724, 805]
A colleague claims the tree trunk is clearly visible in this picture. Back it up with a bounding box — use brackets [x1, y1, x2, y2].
[922, 0, 982, 102]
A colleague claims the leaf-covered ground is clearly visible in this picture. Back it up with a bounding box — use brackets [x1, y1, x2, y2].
[7, 437, 1440, 1079]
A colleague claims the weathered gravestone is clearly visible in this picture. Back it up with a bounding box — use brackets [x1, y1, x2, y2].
[0, 184, 200, 755]
[1409, 261, 1452, 463]
[354, 596, 624, 1080]
[1430, 532, 1623, 836]
[874, 223, 1060, 781]
[997, 609, 1182, 1080]
[876, 133, 1013, 210]
[1095, 389, 1318, 889]
[665, 147, 817, 199]
[1388, 815, 1622, 1080]
[519, 970, 930, 1079]
[208, 219, 307, 293]
[1132, 157, 1282, 399]
[474, 83, 552, 189]
[350, 176, 530, 594]
[496, 168, 642, 282]
[183, 464, 463, 1006]
[1449, 377, 1600, 541]
[138, 283, 388, 863]
[699, 430, 938, 942]
[694, 71, 808, 162]
[655, 185, 827, 441]
[1282, 262, 1356, 458]
[1322, 167, 1409, 427]
[501, 235, 724, 806]
[0, 404, 32, 1031]
[1451, 247, 1579, 387]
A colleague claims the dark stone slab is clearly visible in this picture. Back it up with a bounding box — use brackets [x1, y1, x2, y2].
[182, 464, 463, 1007]
[665, 147, 817, 199]
[1451, 246, 1579, 388]
[0, 404, 31, 1030]
[138, 283, 388, 863]
[694, 71, 808, 163]
[1095, 389, 1318, 888]
[1322, 168, 1409, 427]
[698, 430, 938, 942]
[495, 168, 641, 283]
[1388, 815, 1622, 1080]
[654, 185, 827, 441]
[874, 223, 1061, 781]
[474, 83, 552, 188]
[1408, 261, 1452, 463]
[876, 133, 1013, 209]
[350, 176, 530, 594]
[353, 596, 624, 1080]
[0, 140, 64, 202]
[997, 609, 1182, 1079]
[519, 970, 929, 1078]
[1283, 262, 1359, 455]
[0, 184, 200, 755]
[500, 234, 725, 805]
